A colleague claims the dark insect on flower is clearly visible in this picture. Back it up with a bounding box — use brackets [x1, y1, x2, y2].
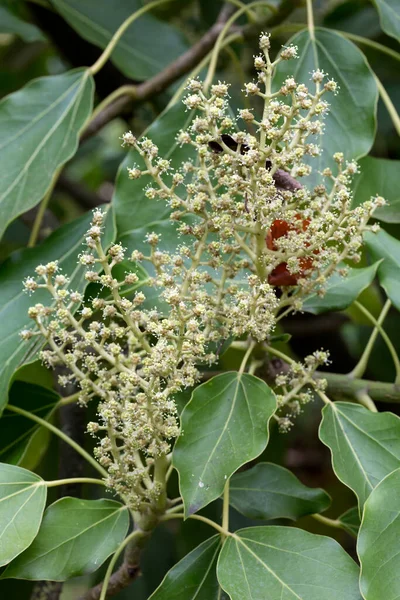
[208, 134, 302, 192]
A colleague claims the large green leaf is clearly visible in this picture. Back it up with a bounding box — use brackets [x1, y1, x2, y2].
[230, 462, 331, 520]
[274, 28, 377, 178]
[352, 157, 400, 223]
[0, 463, 46, 567]
[0, 208, 115, 413]
[338, 507, 360, 538]
[0, 381, 59, 467]
[149, 535, 221, 600]
[52, 0, 188, 80]
[358, 467, 400, 599]
[373, 0, 400, 42]
[319, 401, 400, 509]
[217, 526, 362, 600]
[365, 229, 400, 311]
[2, 498, 129, 581]
[173, 373, 276, 517]
[0, 69, 94, 240]
[114, 102, 195, 253]
[302, 262, 381, 315]
[0, 5, 45, 42]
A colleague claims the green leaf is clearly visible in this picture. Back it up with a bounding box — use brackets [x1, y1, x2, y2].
[358, 467, 400, 599]
[365, 229, 400, 311]
[338, 507, 360, 538]
[217, 526, 362, 600]
[273, 28, 377, 178]
[352, 157, 400, 223]
[149, 535, 221, 600]
[0, 5, 45, 42]
[319, 401, 400, 509]
[0, 69, 94, 240]
[52, 0, 188, 80]
[0, 208, 115, 414]
[115, 102, 195, 252]
[2, 498, 129, 581]
[173, 372, 276, 517]
[0, 463, 46, 567]
[0, 381, 59, 468]
[373, 0, 400, 42]
[302, 262, 381, 315]
[230, 462, 331, 521]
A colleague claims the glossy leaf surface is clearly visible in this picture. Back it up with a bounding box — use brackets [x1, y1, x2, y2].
[217, 526, 362, 600]
[319, 401, 400, 508]
[230, 462, 331, 520]
[0, 69, 94, 240]
[0, 463, 46, 567]
[173, 373, 276, 516]
[2, 498, 129, 581]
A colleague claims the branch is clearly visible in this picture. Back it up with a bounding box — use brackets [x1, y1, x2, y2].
[81, 0, 298, 141]
[314, 372, 400, 404]
[81, 4, 235, 141]
[80, 531, 150, 600]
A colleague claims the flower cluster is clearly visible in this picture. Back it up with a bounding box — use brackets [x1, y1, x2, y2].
[22, 33, 383, 509]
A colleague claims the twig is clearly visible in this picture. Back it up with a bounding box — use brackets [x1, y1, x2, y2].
[81, 4, 235, 141]
[81, 0, 297, 141]
[313, 372, 400, 404]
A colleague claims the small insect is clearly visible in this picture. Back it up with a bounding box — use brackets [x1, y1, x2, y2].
[208, 134, 302, 192]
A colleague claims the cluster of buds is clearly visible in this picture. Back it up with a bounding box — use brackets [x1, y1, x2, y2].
[272, 350, 330, 432]
[23, 33, 384, 509]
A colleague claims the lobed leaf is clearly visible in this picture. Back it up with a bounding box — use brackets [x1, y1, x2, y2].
[0, 69, 94, 240]
[319, 401, 400, 509]
[358, 467, 400, 599]
[52, 0, 188, 80]
[230, 462, 331, 521]
[0, 463, 46, 567]
[173, 372, 276, 517]
[217, 526, 362, 600]
[2, 498, 129, 581]
[149, 535, 221, 600]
